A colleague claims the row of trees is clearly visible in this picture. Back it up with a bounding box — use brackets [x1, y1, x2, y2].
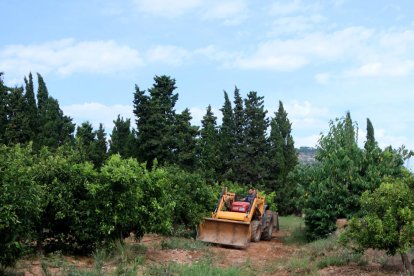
[0, 73, 299, 212]
[0, 144, 217, 266]
[2, 71, 413, 271]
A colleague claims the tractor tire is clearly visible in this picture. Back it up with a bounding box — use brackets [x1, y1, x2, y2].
[261, 210, 274, 241]
[251, 220, 262, 242]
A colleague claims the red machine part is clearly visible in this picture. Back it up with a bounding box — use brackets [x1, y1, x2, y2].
[231, 201, 250, 213]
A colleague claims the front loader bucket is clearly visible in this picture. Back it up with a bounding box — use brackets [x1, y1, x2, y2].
[197, 218, 250, 248]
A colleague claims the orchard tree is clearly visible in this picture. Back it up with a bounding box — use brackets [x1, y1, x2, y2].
[0, 145, 43, 266]
[303, 112, 407, 240]
[342, 178, 414, 274]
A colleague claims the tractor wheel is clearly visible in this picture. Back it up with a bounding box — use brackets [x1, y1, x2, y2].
[251, 220, 262, 242]
[261, 210, 274, 241]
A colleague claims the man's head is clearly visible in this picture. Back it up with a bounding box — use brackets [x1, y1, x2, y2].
[248, 187, 255, 194]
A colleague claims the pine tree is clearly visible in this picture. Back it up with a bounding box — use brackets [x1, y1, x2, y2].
[133, 75, 178, 168]
[198, 105, 220, 182]
[109, 115, 135, 158]
[174, 108, 199, 171]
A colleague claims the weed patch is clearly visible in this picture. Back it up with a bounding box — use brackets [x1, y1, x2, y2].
[161, 237, 207, 250]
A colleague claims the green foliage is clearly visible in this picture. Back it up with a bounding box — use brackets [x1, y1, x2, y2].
[165, 167, 217, 232]
[198, 105, 220, 182]
[342, 179, 414, 256]
[36, 74, 75, 149]
[268, 101, 298, 215]
[173, 108, 199, 171]
[33, 147, 99, 253]
[239, 91, 269, 185]
[302, 113, 406, 240]
[134, 75, 178, 168]
[109, 115, 135, 158]
[0, 144, 43, 266]
[89, 154, 144, 241]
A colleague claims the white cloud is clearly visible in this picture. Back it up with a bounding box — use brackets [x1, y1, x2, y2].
[269, 0, 321, 15]
[376, 129, 414, 150]
[62, 102, 134, 131]
[133, 0, 202, 17]
[201, 0, 249, 25]
[0, 39, 143, 78]
[188, 106, 222, 126]
[346, 60, 414, 77]
[294, 134, 320, 148]
[283, 100, 331, 132]
[232, 27, 373, 70]
[268, 15, 325, 36]
[146, 45, 190, 65]
[315, 73, 330, 84]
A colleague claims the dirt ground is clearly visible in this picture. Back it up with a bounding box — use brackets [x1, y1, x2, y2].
[17, 229, 407, 275]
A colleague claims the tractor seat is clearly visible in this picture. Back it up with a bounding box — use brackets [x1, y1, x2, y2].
[231, 201, 250, 213]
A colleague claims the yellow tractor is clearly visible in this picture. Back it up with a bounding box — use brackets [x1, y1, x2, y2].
[197, 187, 279, 248]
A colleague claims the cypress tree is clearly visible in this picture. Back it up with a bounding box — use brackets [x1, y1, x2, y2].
[174, 108, 199, 171]
[364, 118, 377, 151]
[109, 115, 135, 158]
[75, 121, 95, 162]
[231, 87, 246, 182]
[92, 123, 108, 168]
[4, 87, 32, 145]
[240, 91, 269, 184]
[133, 75, 178, 168]
[24, 73, 38, 141]
[270, 101, 298, 214]
[218, 90, 235, 180]
[0, 73, 8, 144]
[35, 74, 75, 149]
[199, 105, 220, 182]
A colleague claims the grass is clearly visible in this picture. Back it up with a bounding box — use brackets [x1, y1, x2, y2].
[161, 237, 208, 251]
[146, 258, 253, 276]
[279, 215, 307, 245]
[37, 241, 148, 275]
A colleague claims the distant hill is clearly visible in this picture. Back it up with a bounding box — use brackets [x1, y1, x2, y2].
[297, 147, 317, 165]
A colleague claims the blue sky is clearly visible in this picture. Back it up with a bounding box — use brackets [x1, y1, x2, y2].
[1, 0, 414, 150]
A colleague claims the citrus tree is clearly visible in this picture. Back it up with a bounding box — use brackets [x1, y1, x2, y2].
[342, 177, 414, 274]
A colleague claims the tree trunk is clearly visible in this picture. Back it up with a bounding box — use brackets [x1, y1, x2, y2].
[401, 252, 413, 275]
